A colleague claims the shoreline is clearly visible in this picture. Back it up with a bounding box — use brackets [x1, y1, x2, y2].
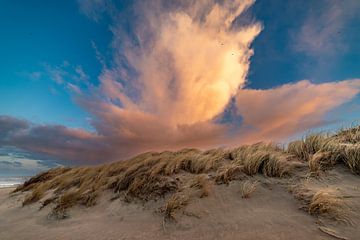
[0, 186, 16, 190]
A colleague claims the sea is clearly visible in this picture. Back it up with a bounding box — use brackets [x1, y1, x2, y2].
[0, 176, 28, 188]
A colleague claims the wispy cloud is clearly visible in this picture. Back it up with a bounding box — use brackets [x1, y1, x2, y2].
[293, 0, 359, 57]
[77, 0, 110, 22]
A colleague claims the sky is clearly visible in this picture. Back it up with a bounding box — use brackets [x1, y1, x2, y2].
[0, 0, 360, 176]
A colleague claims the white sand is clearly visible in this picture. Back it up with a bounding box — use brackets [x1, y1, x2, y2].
[0, 168, 359, 240]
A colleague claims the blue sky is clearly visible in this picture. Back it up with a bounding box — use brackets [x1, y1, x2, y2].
[0, 0, 359, 175]
[0, 0, 109, 128]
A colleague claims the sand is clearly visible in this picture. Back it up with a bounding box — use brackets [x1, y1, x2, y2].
[2, 127, 360, 240]
[2, 167, 359, 240]
[0, 176, 354, 240]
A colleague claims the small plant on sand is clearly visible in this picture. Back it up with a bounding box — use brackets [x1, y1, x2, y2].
[308, 189, 351, 224]
[308, 151, 334, 176]
[162, 192, 190, 225]
[287, 134, 331, 161]
[215, 163, 244, 184]
[189, 174, 212, 198]
[239, 180, 258, 198]
[334, 126, 360, 144]
[50, 191, 79, 219]
[22, 185, 47, 206]
[232, 143, 293, 177]
[342, 145, 360, 174]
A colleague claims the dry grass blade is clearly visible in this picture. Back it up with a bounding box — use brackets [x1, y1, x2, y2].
[239, 180, 258, 198]
[308, 151, 334, 176]
[215, 163, 243, 184]
[342, 145, 360, 174]
[318, 226, 348, 240]
[287, 140, 309, 161]
[232, 143, 292, 177]
[309, 189, 351, 224]
[162, 192, 190, 226]
[334, 126, 360, 144]
[189, 174, 212, 198]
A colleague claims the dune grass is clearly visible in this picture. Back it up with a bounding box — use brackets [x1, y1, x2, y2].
[189, 174, 212, 198]
[291, 185, 352, 225]
[13, 125, 359, 219]
[287, 126, 360, 175]
[309, 189, 351, 224]
[162, 191, 190, 222]
[334, 126, 360, 144]
[239, 180, 258, 198]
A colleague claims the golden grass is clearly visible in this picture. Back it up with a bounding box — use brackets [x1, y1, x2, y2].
[287, 140, 309, 161]
[13, 125, 359, 219]
[215, 163, 243, 184]
[334, 126, 360, 144]
[287, 127, 360, 175]
[23, 186, 46, 206]
[189, 174, 212, 198]
[15, 142, 295, 217]
[287, 134, 332, 161]
[291, 184, 352, 225]
[233, 143, 293, 177]
[308, 189, 350, 224]
[162, 191, 190, 222]
[239, 180, 258, 198]
[342, 144, 360, 174]
[308, 151, 334, 176]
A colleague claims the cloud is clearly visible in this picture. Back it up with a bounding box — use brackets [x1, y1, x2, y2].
[39, 62, 90, 95]
[293, 0, 359, 57]
[0, 117, 107, 164]
[77, 0, 109, 22]
[0, 147, 58, 176]
[2, 77, 360, 164]
[1, 1, 360, 165]
[102, 0, 261, 126]
[235, 79, 360, 142]
[0, 116, 29, 139]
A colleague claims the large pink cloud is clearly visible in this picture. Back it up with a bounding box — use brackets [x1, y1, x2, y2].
[234, 79, 360, 143]
[2, 79, 360, 164]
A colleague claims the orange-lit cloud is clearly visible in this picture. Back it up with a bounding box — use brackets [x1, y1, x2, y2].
[234, 79, 360, 143]
[101, 0, 261, 125]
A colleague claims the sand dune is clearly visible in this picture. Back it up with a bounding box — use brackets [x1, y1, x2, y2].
[0, 126, 359, 240]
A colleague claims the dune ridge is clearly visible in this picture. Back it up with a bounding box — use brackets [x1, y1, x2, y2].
[2, 126, 359, 239]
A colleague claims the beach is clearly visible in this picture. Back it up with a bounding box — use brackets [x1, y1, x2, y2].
[0, 177, 25, 189]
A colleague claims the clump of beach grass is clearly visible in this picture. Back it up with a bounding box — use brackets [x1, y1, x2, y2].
[287, 134, 332, 162]
[287, 127, 360, 175]
[239, 180, 258, 198]
[342, 144, 360, 174]
[334, 126, 360, 144]
[291, 184, 352, 225]
[162, 191, 190, 223]
[308, 151, 334, 176]
[308, 189, 351, 224]
[189, 174, 212, 198]
[215, 163, 244, 184]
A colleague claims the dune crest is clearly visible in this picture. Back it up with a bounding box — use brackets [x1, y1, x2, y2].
[0, 126, 359, 239]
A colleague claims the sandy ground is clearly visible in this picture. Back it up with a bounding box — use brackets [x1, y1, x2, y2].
[0, 168, 359, 240]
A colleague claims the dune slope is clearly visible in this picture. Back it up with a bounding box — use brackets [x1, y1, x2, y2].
[0, 126, 359, 240]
